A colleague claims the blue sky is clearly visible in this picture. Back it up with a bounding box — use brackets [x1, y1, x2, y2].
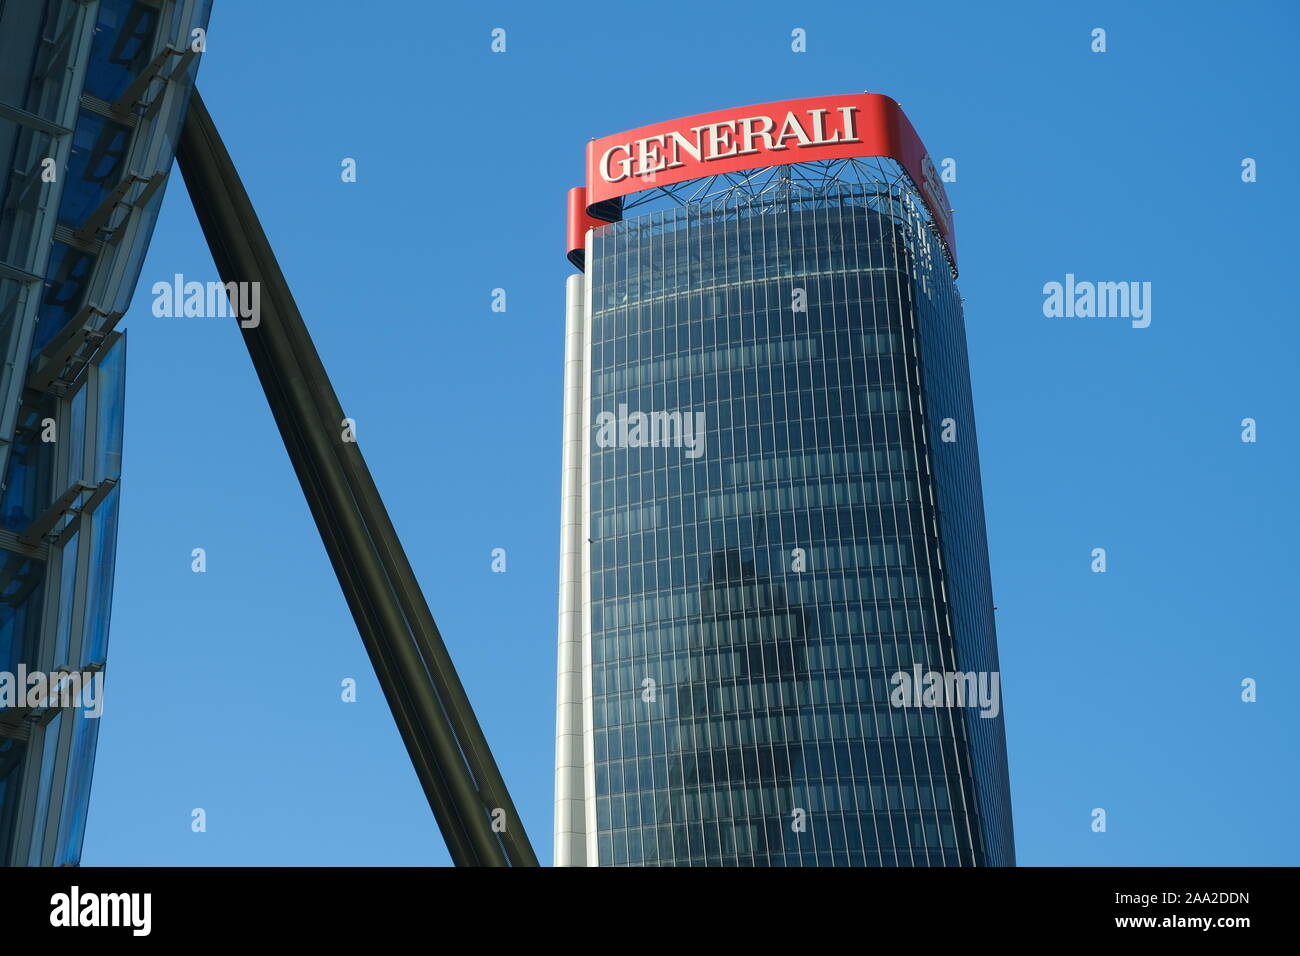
[82, 0, 1299, 866]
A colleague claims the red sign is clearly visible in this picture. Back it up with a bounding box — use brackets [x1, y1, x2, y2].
[580, 93, 956, 269]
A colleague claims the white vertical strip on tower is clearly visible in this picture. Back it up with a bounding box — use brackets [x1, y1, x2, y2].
[554, 271, 588, 866]
[579, 229, 600, 867]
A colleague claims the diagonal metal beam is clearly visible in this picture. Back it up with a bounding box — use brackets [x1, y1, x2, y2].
[175, 88, 537, 867]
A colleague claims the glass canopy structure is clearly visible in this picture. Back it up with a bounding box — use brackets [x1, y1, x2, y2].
[0, 0, 211, 866]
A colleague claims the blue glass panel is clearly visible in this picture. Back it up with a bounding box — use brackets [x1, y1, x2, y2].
[95, 336, 126, 482]
[56, 111, 132, 228]
[82, 0, 160, 103]
[0, 404, 54, 530]
[31, 242, 96, 357]
[0, 549, 45, 674]
[25, 710, 61, 864]
[0, 737, 29, 864]
[52, 530, 78, 668]
[0, 123, 55, 273]
[0, 549, 45, 857]
[54, 708, 102, 865]
[66, 382, 86, 485]
[81, 486, 120, 666]
[0, 0, 83, 120]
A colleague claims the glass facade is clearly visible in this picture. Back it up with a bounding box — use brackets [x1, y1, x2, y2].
[0, 0, 210, 866]
[558, 163, 1014, 866]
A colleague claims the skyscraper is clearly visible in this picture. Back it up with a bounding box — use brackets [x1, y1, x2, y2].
[0, 0, 210, 865]
[555, 94, 1014, 866]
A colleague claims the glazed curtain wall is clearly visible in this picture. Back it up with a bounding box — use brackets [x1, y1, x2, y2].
[585, 185, 1011, 866]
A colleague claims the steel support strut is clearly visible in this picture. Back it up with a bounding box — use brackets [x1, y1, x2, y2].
[175, 88, 537, 867]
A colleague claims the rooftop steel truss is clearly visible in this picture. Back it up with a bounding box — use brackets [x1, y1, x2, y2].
[618, 157, 956, 277]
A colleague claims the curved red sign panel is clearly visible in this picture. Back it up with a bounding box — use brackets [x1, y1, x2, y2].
[578, 93, 955, 270]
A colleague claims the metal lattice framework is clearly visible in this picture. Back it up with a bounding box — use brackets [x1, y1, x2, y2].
[615, 157, 957, 278]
